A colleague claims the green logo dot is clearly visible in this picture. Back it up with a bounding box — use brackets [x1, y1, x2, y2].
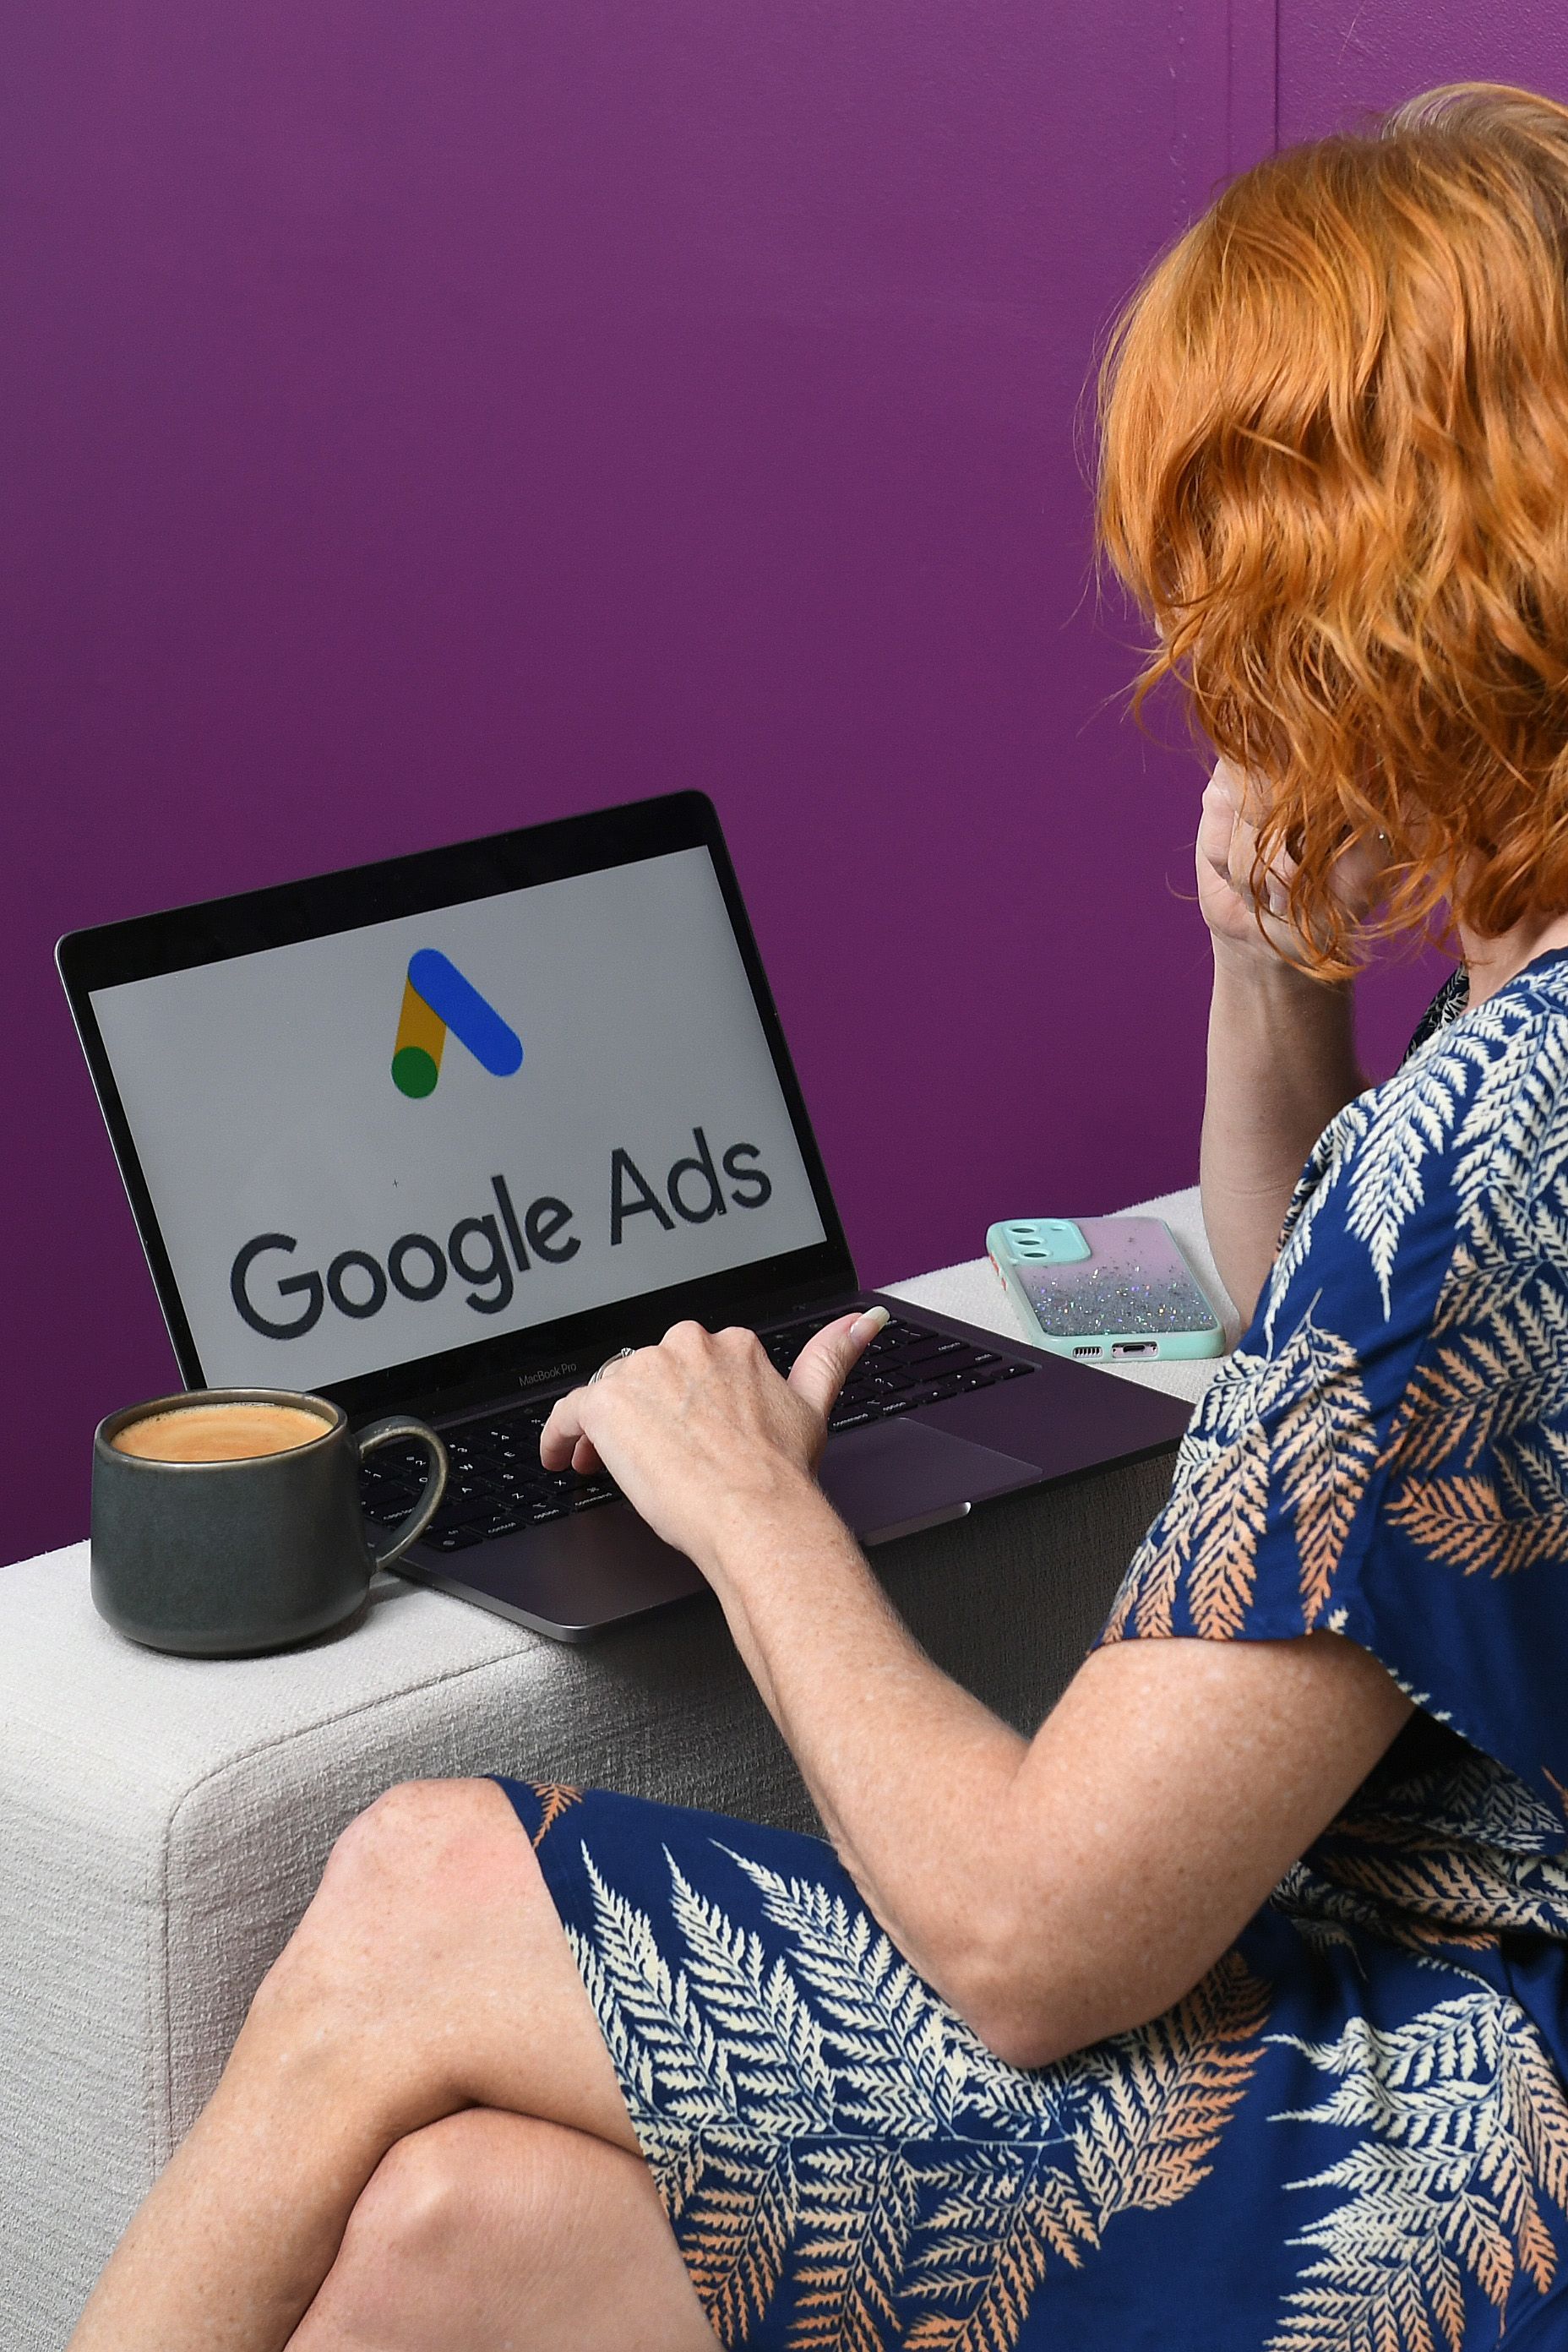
[391, 1046, 440, 1099]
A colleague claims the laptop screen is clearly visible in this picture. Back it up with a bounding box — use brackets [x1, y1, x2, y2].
[84, 840, 829, 1394]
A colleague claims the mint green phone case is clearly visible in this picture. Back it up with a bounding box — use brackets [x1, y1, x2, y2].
[984, 1217, 1226, 1362]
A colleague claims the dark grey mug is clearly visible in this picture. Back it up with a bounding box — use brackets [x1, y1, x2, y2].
[90, 1388, 448, 1657]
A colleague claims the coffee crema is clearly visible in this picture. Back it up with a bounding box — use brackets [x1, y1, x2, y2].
[112, 1401, 329, 1462]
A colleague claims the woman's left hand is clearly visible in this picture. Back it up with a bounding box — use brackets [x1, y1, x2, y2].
[538, 1308, 889, 1572]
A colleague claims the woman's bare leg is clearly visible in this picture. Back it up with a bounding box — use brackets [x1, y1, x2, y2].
[67, 1779, 684, 2352]
[286, 2109, 714, 2351]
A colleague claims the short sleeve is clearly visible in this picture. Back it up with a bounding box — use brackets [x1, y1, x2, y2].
[1099, 963, 1568, 1809]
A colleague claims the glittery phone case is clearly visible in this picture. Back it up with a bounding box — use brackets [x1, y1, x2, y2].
[985, 1216, 1225, 1361]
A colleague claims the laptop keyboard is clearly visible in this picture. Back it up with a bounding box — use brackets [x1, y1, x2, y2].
[358, 1314, 1037, 1557]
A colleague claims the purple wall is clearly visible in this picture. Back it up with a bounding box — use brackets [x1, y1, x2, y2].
[7, 1, 1548, 1562]
[1279, 0, 1568, 142]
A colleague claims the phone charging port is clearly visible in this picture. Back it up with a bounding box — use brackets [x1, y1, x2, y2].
[1113, 1341, 1158, 1357]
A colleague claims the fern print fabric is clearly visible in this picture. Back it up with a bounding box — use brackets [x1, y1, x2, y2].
[1102, 946, 1568, 1802]
[490, 952, 1568, 2348]
[1095, 945, 1568, 2343]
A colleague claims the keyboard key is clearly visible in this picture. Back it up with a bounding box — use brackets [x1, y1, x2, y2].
[434, 1500, 501, 1530]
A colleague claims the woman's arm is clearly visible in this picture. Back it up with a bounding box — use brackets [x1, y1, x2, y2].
[543, 1319, 1411, 2069]
[1195, 761, 1368, 1321]
[1201, 954, 1362, 1323]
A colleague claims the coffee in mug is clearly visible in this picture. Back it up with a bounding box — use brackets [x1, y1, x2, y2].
[111, 1400, 328, 1462]
[91, 1387, 448, 1657]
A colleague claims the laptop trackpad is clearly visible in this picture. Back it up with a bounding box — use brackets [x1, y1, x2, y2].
[819, 1417, 1040, 1545]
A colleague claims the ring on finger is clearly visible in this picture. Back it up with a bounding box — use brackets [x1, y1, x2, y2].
[589, 1346, 635, 1386]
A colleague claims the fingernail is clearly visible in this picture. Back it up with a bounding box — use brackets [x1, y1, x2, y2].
[852, 1304, 890, 1340]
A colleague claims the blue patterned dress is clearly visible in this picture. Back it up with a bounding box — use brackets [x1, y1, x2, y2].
[497, 949, 1568, 2351]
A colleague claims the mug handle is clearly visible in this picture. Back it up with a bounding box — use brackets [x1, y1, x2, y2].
[356, 1417, 449, 1569]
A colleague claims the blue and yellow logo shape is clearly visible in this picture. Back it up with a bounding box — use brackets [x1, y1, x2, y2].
[391, 950, 523, 1099]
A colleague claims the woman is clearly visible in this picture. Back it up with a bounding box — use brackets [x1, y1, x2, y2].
[70, 82, 1568, 2352]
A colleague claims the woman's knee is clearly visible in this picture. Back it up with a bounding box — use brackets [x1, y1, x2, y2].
[253, 1778, 540, 2030]
[303, 2110, 562, 2344]
[348, 2109, 519, 2266]
[326, 1776, 524, 1897]
[238, 1777, 625, 2161]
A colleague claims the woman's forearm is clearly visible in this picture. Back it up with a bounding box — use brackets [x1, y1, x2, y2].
[1200, 947, 1364, 1322]
[698, 1475, 1032, 2019]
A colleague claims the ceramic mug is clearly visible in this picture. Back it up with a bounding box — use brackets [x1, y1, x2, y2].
[90, 1387, 447, 1657]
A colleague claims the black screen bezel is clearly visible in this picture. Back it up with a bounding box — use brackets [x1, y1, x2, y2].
[57, 791, 858, 1424]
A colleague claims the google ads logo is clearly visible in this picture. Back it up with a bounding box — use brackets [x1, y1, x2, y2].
[391, 950, 523, 1099]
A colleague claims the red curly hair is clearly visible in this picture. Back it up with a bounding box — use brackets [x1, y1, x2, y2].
[1097, 83, 1568, 976]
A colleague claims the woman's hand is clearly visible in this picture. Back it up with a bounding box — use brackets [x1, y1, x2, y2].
[1197, 755, 1386, 972]
[1196, 758, 1303, 967]
[538, 1308, 889, 1571]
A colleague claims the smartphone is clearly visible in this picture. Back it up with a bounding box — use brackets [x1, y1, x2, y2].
[985, 1216, 1225, 1361]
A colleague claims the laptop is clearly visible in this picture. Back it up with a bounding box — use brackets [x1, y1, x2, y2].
[58, 790, 1190, 1641]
